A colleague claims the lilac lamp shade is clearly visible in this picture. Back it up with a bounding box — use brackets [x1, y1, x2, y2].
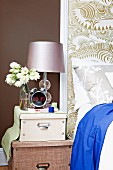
[27, 41, 65, 73]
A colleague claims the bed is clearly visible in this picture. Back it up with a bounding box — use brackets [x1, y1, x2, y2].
[66, 0, 113, 168]
[67, 57, 113, 170]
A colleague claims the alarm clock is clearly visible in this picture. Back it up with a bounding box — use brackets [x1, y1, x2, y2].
[31, 90, 47, 108]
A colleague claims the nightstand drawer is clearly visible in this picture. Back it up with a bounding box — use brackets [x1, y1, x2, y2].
[9, 140, 73, 170]
[19, 113, 67, 141]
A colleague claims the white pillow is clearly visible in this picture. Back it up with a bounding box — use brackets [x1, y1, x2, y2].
[72, 68, 90, 111]
[71, 57, 107, 111]
[105, 72, 113, 88]
[72, 58, 113, 107]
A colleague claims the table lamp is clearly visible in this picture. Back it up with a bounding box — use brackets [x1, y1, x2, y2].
[27, 41, 65, 105]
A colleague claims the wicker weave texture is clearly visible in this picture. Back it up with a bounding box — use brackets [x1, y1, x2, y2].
[11, 141, 72, 170]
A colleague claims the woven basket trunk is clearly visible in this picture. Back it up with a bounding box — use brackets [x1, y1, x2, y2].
[9, 140, 73, 170]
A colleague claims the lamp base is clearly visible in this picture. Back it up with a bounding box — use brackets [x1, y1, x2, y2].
[39, 79, 51, 91]
[39, 72, 52, 105]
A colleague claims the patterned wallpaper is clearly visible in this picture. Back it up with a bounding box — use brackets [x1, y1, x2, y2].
[67, 0, 113, 139]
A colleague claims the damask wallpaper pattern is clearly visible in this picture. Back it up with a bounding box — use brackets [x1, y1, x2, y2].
[67, 0, 113, 139]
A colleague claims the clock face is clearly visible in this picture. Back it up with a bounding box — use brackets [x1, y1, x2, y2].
[31, 91, 46, 107]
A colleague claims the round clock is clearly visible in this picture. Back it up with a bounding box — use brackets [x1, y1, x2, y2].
[31, 91, 46, 108]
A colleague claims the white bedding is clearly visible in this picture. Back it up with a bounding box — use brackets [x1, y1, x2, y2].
[72, 57, 113, 168]
[99, 120, 113, 170]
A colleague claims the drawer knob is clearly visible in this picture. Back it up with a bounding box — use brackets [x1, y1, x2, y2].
[36, 163, 50, 170]
[37, 123, 51, 130]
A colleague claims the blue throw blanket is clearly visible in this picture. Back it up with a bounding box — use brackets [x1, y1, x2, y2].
[70, 103, 113, 170]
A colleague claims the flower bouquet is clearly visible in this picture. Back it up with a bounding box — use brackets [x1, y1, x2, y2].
[5, 62, 40, 110]
[5, 62, 40, 87]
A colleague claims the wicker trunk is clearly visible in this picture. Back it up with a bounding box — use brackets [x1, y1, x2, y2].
[9, 140, 73, 170]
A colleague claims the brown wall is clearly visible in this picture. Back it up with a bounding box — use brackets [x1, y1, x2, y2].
[0, 0, 60, 143]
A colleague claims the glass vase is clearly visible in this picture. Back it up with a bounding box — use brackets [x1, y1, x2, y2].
[19, 84, 30, 110]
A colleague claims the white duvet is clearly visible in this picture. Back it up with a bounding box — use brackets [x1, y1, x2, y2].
[99, 121, 113, 170]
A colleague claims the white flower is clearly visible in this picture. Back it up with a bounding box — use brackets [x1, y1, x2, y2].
[5, 62, 40, 88]
[10, 62, 21, 69]
[20, 75, 29, 84]
[14, 81, 22, 87]
[29, 71, 40, 80]
[21, 67, 29, 75]
[5, 74, 13, 85]
[9, 68, 20, 74]
[16, 73, 22, 79]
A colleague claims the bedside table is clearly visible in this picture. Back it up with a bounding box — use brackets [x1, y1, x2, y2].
[8, 107, 73, 169]
[9, 140, 73, 170]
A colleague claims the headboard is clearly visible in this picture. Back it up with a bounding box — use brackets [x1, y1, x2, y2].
[66, 0, 113, 139]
